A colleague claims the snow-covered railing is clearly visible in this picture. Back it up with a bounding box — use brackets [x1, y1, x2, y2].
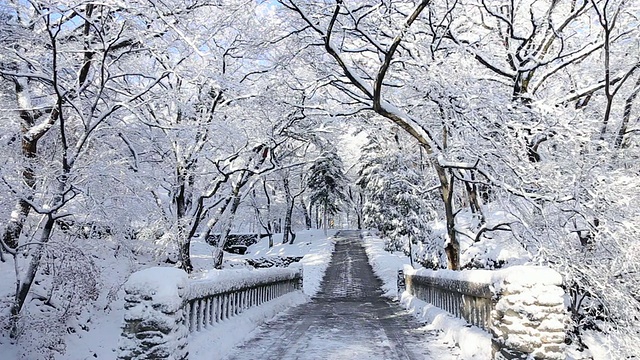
[184, 268, 303, 332]
[398, 268, 493, 329]
[399, 266, 567, 360]
[117, 266, 303, 360]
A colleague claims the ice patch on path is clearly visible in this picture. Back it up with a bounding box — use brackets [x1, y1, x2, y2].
[188, 291, 308, 360]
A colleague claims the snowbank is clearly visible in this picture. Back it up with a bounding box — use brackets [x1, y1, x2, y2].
[228, 229, 336, 296]
[361, 232, 410, 298]
[400, 293, 493, 359]
[363, 233, 492, 359]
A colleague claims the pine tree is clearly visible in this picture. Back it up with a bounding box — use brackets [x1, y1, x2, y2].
[307, 150, 347, 232]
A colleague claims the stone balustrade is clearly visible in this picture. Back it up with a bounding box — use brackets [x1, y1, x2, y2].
[399, 266, 567, 360]
[118, 266, 303, 360]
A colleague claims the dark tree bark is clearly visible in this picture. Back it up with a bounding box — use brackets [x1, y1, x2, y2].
[282, 177, 294, 244]
[300, 197, 312, 230]
[615, 74, 640, 149]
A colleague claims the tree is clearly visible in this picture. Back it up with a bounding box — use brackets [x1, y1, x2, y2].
[0, 0, 179, 333]
[357, 128, 438, 266]
[308, 149, 347, 233]
[277, 0, 469, 268]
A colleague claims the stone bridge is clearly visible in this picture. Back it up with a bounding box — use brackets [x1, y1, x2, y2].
[117, 230, 567, 360]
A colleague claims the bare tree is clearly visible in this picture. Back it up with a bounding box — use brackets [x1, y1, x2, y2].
[0, 1, 173, 330]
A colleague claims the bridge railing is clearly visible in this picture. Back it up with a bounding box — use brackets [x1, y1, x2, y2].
[398, 266, 567, 360]
[184, 270, 302, 332]
[117, 266, 303, 360]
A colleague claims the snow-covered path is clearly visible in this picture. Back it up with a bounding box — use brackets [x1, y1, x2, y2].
[223, 230, 460, 360]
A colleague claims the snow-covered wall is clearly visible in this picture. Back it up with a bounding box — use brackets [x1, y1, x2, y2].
[117, 266, 303, 360]
[403, 266, 567, 360]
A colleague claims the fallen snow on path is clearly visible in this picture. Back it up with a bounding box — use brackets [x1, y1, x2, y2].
[224, 231, 461, 360]
[361, 232, 411, 299]
[400, 294, 492, 360]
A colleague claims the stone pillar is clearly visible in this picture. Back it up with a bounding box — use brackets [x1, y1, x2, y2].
[118, 267, 189, 360]
[296, 267, 304, 291]
[397, 269, 406, 297]
[490, 267, 567, 360]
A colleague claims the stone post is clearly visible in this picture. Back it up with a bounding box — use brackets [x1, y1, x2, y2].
[397, 269, 406, 297]
[296, 267, 304, 291]
[490, 267, 567, 360]
[118, 267, 189, 360]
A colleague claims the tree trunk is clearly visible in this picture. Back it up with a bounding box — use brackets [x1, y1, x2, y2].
[300, 198, 312, 230]
[599, 24, 613, 141]
[282, 177, 294, 244]
[212, 176, 246, 269]
[323, 203, 328, 236]
[2, 200, 32, 250]
[262, 180, 274, 247]
[464, 171, 485, 225]
[175, 169, 194, 273]
[614, 75, 640, 149]
[10, 214, 56, 338]
[437, 165, 459, 270]
[356, 192, 364, 230]
[254, 180, 273, 248]
[1, 79, 46, 250]
[408, 235, 414, 268]
[177, 232, 193, 273]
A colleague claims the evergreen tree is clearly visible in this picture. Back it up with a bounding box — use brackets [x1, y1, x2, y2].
[307, 150, 347, 232]
[357, 132, 442, 267]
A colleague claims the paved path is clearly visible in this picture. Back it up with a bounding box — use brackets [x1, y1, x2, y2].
[224, 230, 460, 360]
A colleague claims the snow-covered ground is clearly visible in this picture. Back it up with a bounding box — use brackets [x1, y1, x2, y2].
[0, 229, 335, 359]
[218, 229, 336, 297]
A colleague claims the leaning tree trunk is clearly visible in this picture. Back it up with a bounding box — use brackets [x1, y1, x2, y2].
[211, 175, 247, 269]
[2, 79, 58, 250]
[212, 195, 242, 269]
[614, 75, 640, 149]
[10, 214, 56, 338]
